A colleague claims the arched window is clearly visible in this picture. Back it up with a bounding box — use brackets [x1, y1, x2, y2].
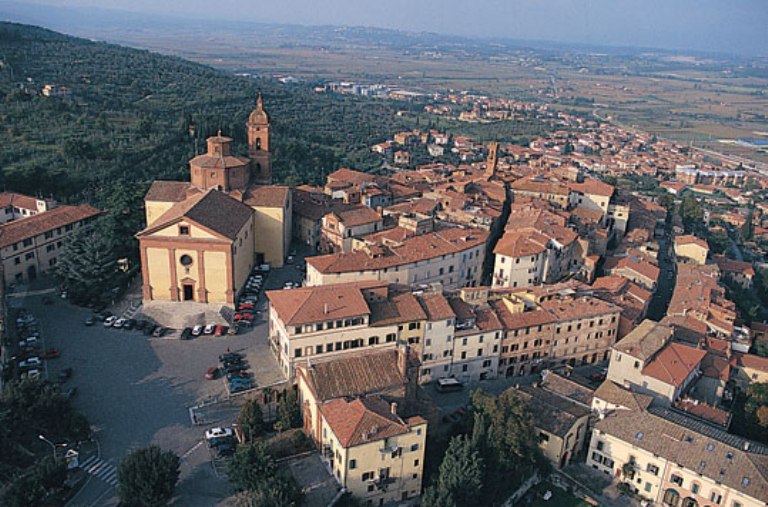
[663, 489, 681, 507]
[180, 255, 193, 267]
[255, 138, 261, 151]
[681, 498, 698, 507]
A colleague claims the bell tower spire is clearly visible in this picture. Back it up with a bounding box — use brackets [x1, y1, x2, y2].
[247, 93, 271, 184]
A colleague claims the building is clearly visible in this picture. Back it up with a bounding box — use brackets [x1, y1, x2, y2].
[674, 235, 709, 265]
[415, 292, 457, 384]
[296, 347, 418, 445]
[0, 192, 57, 224]
[320, 206, 384, 253]
[305, 227, 488, 290]
[0, 204, 101, 285]
[447, 298, 502, 382]
[588, 407, 768, 507]
[139, 98, 295, 311]
[137, 190, 255, 305]
[268, 281, 426, 379]
[514, 372, 593, 468]
[319, 396, 427, 505]
[607, 320, 707, 406]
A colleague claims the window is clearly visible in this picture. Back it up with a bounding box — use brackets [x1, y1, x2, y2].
[14, 257, 20, 265]
[596, 441, 604, 451]
[294, 348, 302, 358]
[710, 491, 722, 504]
[410, 444, 419, 452]
[691, 483, 699, 494]
[646, 463, 659, 475]
[408, 322, 419, 330]
[644, 482, 652, 493]
[414, 459, 419, 467]
[350, 459, 357, 470]
[25, 252, 34, 260]
[362, 471, 374, 481]
[23, 238, 32, 247]
[179, 225, 190, 235]
[663, 489, 680, 506]
[670, 474, 683, 487]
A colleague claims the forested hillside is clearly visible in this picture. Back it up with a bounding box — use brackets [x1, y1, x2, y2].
[0, 22, 407, 207]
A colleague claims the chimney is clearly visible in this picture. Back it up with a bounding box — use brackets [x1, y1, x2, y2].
[390, 402, 398, 416]
[397, 343, 409, 377]
[324, 303, 328, 315]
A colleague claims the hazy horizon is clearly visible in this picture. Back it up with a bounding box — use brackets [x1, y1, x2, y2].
[2, 0, 767, 57]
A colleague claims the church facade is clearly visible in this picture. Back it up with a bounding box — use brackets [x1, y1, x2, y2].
[137, 97, 292, 306]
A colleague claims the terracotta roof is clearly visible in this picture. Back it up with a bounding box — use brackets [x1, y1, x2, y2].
[541, 372, 594, 406]
[714, 258, 755, 277]
[416, 293, 455, 321]
[307, 227, 488, 274]
[138, 190, 252, 241]
[0, 192, 40, 209]
[569, 179, 615, 197]
[595, 409, 768, 502]
[613, 257, 660, 283]
[593, 381, 653, 411]
[267, 280, 385, 327]
[731, 352, 768, 373]
[491, 300, 556, 331]
[189, 150, 249, 170]
[330, 206, 382, 227]
[369, 291, 427, 326]
[613, 320, 672, 360]
[0, 204, 101, 248]
[641, 342, 706, 387]
[327, 168, 376, 187]
[300, 349, 406, 402]
[493, 229, 549, 257]
[510, 177, 570, 196]
[675, 234, 709, 250]
[515, 384, 590, 437]
[145, 181, 192, 202]
[293, 189, 356, 221]
[321, 396, 410, 448]
[243, 185, 290, 208]
[539, 296, 619, 322]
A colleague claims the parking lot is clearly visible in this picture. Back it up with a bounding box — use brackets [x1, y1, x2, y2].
[3, 251, 306, 506]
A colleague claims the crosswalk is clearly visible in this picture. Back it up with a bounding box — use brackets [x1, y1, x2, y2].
[80, 455, 118, 487]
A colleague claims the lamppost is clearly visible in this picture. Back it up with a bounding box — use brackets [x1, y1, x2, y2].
[38, 434, 56, 458]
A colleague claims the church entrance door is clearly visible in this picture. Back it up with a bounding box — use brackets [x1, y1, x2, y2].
[182, 284, 194, 301]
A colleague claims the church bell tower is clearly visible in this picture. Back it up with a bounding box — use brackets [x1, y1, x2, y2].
[247, 94, 271, 184]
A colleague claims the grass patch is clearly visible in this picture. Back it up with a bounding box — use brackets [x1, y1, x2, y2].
[528, 481, 591, 507]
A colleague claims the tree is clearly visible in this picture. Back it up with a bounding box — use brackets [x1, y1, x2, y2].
[277, 388, 300, 431]
[228, 443, 276, 492]
[53, 223, 119, 305]
[422, 435, 484, 507]
[117, 446, 180, 507]
[657, 193, 675, 212]
[680, 196, 704, 234]
[707, 230, 730, 256]
[228, 443, 302, 506]
[2, 457, 66, 507]
[238, 400, 265, 441]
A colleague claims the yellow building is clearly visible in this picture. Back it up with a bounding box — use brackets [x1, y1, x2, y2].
[139, 97, 294, 309]
[319, 396, 427, 505]
[137, 190, 255, 304]
[674, 234, 709, 265]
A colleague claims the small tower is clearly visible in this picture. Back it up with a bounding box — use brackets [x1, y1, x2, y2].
[485, 141, 499, 179]
[247, 94, 271, 184]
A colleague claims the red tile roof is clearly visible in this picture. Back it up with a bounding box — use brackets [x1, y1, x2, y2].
[321, 396, 410, 448]
[0, 204, 101, 248]
[641, 342, 706, 387]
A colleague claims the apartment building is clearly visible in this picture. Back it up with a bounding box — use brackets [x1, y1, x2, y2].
[0, 192, 57, 224]
[0, 204, 101, 285]
[268, 281, 400, 379]
[306, 227, 488, 290]
[588, 407, 768, 507]
[674, 235, 710, 265]
[607, 320, 707, 406]
[319, 206, 384, 253]
[415, 292, 457, 384]
[319, 396, 427, 505]
[447, 298, 502, 382]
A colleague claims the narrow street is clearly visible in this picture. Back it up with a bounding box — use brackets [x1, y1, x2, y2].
[647, 231, 675, 321]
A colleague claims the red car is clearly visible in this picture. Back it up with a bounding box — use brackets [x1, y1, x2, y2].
[40, 348, 61, 359]
[214, 325, 229, 337]
[205, 367, 220, 380]
[233, 312, 254, 322]
[237, 302, 255, 311]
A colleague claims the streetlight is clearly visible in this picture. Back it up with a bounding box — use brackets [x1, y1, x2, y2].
[39, 434, 56, 458]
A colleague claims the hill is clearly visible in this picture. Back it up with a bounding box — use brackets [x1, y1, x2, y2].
[0, 22, 407, 204]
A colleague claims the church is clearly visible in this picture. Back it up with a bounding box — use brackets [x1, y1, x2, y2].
[137, 96, 292, 307]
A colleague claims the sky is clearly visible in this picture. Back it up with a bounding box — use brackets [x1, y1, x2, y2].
[7, 0, 768, 56]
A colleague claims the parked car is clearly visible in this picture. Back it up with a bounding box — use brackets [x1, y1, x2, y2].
[152, 326, 167, 338]
[224, 363, 247, 374]
[229, 382, 251, 394]
[205, 427, 233, 441]
[19, 337, 39, 349]
[19, 357, 42, 369]
[205, 367, 220, 380]
[123, 319, 136, 331]
[97, 311, 113, 322]
[219, 352, 243, 362]
[113, 318, 126, 329]
[214, 442, 236, 457]
[180, 327, 193, 340]
[40, 348, 61, 359]
[103, 316, 118, 327]
[214, 325, 228, 337]
[84, 316, 96, 326]
[237, 302, 255, 311]
[234, 312, 254, 322]
[203, 324, 216, 335]
[21, 369, 41, 380]
[282, 282, 295, 290]
[191, 325, 204, 337]
[286, 255, 294, 264]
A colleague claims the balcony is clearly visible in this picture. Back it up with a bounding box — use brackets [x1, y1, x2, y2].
[374, 476, 396, 491]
